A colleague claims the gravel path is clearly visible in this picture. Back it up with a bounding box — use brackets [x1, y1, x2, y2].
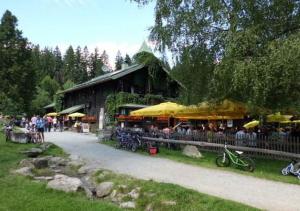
[45, 131, 300, 211]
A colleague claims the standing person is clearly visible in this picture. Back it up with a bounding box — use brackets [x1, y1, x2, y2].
[47, 116, 53, 132]
[43, 116, 48, 132]
[31, 115, 37, 128]
[36, 116, 45, 143]
[53, 116, 57, 132]
[59, 117, 64, 132]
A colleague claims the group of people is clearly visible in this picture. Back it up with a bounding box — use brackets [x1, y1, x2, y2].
[23, 115, 64, 143]
[144, 121, 300, 143]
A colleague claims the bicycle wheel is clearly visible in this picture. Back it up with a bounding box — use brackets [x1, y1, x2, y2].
[281, 167, 289, 176]
[240, 156, 255, 172]
[216, 154, 230, 167]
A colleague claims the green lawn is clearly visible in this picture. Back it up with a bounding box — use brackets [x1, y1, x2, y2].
[91, 169, 259, 211]
[0, 133, 120, 211]
[102, 140, 300, 185]
[0, 133, 259, 211]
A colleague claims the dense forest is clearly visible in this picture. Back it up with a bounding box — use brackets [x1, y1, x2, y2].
[0, 10, 132, 115]
[2, 0, 300, 116]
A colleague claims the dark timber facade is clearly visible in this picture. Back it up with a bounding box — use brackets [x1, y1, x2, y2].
[60, 63, 181, 124]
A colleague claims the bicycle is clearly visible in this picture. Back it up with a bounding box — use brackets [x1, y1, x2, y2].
[281, 160, 300, 179]
[216, 142, 255, 172]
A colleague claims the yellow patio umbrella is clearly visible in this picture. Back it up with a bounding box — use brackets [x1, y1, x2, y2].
[46, 112, 59, 117]
[68, 112, 86, 118]
[174, 99, 247, 118]
[130, 102, 185, 117]
[243, 120, 260, 129]
[266, 112, 292, 123]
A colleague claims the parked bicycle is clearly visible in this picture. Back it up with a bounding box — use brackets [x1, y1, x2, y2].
[281, 160, 300, 179]
[115, 129, 141, 152]
[216, 142, 255, 172]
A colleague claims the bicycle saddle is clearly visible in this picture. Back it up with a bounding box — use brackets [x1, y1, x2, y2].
[235, 151, 244, 155]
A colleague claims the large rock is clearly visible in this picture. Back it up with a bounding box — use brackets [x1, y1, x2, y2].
[96, 182, 114, 198]
[33, 157, 49, 169]
[182, 145, 202, 158]
[14, 167, 33, 177]
[120, 201, 136, 209]
[49, 157, 68, 166]
[34, 176, 54, 181]
[47, 174, 82, 192]
[39, 143, 53, 151]
[23, 148, 43, 158]
[80, 177, 96, 199]
[19, 159, 34, 168]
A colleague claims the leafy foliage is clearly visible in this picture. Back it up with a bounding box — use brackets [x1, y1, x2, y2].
[105, 92, 165, 119]
[131, 0, 300, 112]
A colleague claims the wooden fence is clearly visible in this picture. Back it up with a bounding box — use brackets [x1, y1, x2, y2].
[142, 132, 300, 160]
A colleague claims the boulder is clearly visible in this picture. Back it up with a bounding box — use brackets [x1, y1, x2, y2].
[33, 157, 49, 169]
[96, 182, 114, 198]
[47, 174, 82, 192]
[19, 159, 34, 168]
[23, 148, 43, 158]
[14, 167, 33, 177]
[182, 145, 202, 158]
[49, 157, 68, 166]
[120, 201, 136, 209]
[80, 177, 96, 199]
[34, 176, 53, 181]
[128, 188, 140, 199]
[39, 143, 53, 151]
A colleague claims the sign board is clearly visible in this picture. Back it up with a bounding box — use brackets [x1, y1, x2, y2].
[82, 123, 90, 133]
[99, 107, 104, 130]
[227, 119, 233, 128]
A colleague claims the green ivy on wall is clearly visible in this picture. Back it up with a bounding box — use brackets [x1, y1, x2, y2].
[105, 92, 166, 119]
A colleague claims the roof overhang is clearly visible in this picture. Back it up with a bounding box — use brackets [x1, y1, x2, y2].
[59, 104, 85, 115]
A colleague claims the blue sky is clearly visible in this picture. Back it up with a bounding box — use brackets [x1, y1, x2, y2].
[0, 0, 156, 65]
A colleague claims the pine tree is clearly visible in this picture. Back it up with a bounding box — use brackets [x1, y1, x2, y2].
[124, 54, 132, 66]
[100, 50, 109, 66]
[63, 45, 76, 83]
[89, 48, 104, 79]
[115, 50, 123, 70]
[0, 10, 36, 114]
[53, 46, 63, 85]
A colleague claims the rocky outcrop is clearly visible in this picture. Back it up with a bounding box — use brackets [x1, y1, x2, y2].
[182, 145, 202, 158]
[120, 201, 136, 209]
[22, 148, 43, 158]
[96, 182, 114, 198]
[14, 167, 33, 177]
[47, 174, 82, 192]
[33, 157, 49, 169]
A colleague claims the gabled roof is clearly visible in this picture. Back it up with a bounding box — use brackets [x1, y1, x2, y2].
[59, 104, 85, 114]
[60, 63, 145, 94]
[44, 102, 55, 109]
[60, 61, 185, 94]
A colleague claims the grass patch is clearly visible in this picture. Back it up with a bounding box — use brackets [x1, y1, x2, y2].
[92, 170, 259, 211]
[0, 133, 120, 211]
[0, 133, 259, 210]
[102, 140, 300, 185]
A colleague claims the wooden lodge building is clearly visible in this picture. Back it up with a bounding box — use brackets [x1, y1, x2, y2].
[58, 43, 182, 128]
